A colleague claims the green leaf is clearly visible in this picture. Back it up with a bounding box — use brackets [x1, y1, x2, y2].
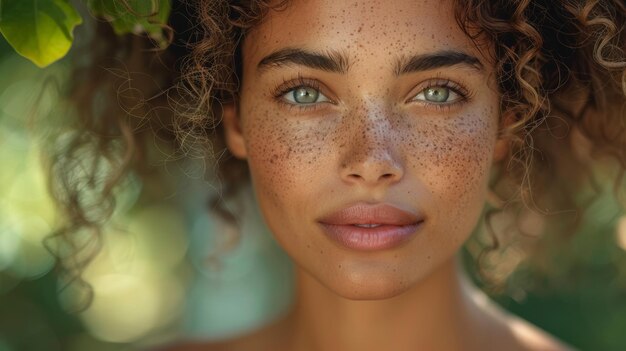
[0, 0, 83, 68]
[87, 0, 171, 48]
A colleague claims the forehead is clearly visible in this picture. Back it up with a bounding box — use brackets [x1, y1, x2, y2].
[243, 0, 488, 69]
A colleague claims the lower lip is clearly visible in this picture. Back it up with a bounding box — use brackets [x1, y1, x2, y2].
[318, 221, 424, 251]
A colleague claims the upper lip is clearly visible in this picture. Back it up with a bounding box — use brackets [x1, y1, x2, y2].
[317, 202, 424, 226]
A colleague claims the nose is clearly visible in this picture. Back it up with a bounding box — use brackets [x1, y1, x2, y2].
[339, 107, 404, 187]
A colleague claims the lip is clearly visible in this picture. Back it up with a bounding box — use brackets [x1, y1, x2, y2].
[317, 203, 425, 251]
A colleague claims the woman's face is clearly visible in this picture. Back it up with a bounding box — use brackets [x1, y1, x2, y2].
[224, 0, 507, 299]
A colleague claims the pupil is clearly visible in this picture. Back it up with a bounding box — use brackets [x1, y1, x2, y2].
[294, 87, 318, 103]
[426, 87, 449, 102]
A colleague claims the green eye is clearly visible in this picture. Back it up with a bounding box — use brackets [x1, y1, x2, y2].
[293, 87, 318, 103]
[414, 86, 460, 103]
[284, 86, 330, 104]
[424, 87, 449, 102]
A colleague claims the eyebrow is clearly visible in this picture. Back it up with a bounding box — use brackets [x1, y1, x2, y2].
[257, 48, 349, 74]
[256, 48, 483, 75]
[394, 51, 483, 75]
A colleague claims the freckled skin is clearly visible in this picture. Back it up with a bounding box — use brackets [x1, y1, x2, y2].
[236, 0, 500, 300]
[218, 0, 570, 350]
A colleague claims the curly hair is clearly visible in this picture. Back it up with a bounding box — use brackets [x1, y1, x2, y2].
[44, 0, 626, 308]
[453, 0, 626, 289]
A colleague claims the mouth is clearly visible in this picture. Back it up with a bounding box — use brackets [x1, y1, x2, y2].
[317, 202, 425, 251]
[353, 223, 383, 228]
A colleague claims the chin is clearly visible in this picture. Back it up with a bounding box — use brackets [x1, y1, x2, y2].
[321, 267, 417, 301]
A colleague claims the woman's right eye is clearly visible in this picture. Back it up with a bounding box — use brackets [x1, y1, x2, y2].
[282, 86, 330, 104]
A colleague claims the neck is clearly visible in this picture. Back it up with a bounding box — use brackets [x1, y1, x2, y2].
[283, 256, 485, 351]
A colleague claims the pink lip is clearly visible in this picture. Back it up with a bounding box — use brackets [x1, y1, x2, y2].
[317, 203, 425, 251]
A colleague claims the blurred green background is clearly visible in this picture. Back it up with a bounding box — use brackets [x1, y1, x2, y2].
[0, 18, 625, 351]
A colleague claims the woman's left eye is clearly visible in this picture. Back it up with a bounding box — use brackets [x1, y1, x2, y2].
[282, 86, 330, 104]
[412, 86, 461, 103]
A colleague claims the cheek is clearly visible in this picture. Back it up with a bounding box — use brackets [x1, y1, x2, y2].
[243, 96, 497, 238]
[403, 111, 496, 239]
[241, 104, 335, 208]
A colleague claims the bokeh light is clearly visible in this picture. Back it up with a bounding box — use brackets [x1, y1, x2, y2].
[0, 37, 190, 350]
[0, 56, 60, 283]
[1, 10, 626, 351]
[75, 204, 188, 344]
[81, 273, 166, 342]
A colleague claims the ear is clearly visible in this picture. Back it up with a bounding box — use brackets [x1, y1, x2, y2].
[222, 102, 248, 159]
[492, 111, 516, 163]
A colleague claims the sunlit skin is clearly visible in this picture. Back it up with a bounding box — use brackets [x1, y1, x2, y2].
[210, 0, 573, 350]
[231, 0, 499, 300]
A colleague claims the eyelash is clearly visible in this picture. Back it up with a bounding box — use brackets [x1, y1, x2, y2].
[271, 76, 471, 113]
[409, 79, 471, 113]
[272, 75, 329, 112]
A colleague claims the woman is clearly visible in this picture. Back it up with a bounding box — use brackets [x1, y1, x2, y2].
[51, 0, 625, 350]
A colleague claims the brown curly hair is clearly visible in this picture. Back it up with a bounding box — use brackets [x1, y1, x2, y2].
[44, 0, 626, 308]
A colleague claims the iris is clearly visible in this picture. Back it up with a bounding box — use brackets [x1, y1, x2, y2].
[423, 87, 450, 102]
[292, 86, 320, 103]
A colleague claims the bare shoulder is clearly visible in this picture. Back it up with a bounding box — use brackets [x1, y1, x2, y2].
[505, 314, 577, 351]
[489, 308, 576, 351]
[468, 288, 576, 351]
[463, 276, 577, 351]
